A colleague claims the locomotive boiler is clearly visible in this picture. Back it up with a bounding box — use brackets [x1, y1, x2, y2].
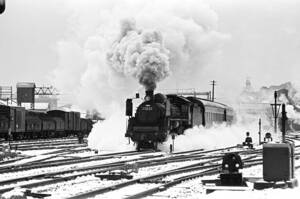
[125, 90, 234, 151]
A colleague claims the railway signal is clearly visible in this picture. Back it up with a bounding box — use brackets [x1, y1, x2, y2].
[0, 0, 5, 14]
[258, 118, 261, 144]
[270, 91, 281, 133]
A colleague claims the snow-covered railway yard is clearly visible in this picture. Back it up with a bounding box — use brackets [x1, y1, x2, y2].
[0, 137, 300, 199]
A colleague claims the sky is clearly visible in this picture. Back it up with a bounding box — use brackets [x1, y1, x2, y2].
[1, 0, 300, 107]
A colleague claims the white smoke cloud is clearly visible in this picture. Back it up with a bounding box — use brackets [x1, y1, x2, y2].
[107, 19, 170, 90]
[52, 0, 229, 151]
[88, 105, 134, 151]
[52, 0, 229, 114]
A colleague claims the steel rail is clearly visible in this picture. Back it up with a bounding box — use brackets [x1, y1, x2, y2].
[65, 155, 259, 199]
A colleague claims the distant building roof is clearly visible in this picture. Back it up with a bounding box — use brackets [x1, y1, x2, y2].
[16, 82, 36, 88]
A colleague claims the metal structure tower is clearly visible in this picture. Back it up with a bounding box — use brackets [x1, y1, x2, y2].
[35, 86, 59, 96]
[16, 83, 59, 109]
[0, 86, 13, 105]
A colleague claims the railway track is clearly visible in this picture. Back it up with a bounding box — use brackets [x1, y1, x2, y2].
[66, 154, 262, 199]
[67, 144, 300, 199]
[0, 137, 88, 151]
[0, 150, 155, 174]
[12, 143, 88, 151]
[0, 145, 263, 198]
[1, 134, 299, 198]
[0, 137, 85, 145]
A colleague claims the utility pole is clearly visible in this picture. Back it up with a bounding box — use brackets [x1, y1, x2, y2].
[211, 80, 216, 101]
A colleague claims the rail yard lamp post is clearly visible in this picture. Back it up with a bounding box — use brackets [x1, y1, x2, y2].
[271, 91, 281, 134]
[258, 118, 261, 144]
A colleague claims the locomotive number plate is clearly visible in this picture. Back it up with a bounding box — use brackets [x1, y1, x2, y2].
[142, 106, 153, 111]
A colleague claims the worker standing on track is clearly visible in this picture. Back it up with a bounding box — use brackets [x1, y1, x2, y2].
[243, 131, 253, 149]
[264, 132, 273, 143]
[77, 132, 84, 144]
[8, 127, 12, 149]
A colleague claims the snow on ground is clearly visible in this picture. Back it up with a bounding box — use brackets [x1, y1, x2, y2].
[1, 139, 300, 198]
[0, 154, 147, 182]
[29, 158, 208, 198]
[144, 158, 300, 199]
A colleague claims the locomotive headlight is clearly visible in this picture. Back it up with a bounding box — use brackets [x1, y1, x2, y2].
[145, 96, 151, 101]
[235, 163, 240, 168]
[171, 121, 179, 128]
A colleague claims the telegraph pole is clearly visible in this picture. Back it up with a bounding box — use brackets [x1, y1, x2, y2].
[211, 80, 216, 101]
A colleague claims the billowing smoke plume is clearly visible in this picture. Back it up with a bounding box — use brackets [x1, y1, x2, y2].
[52, 0, 229, 116]
[107, 19, 170, 90]
[52, 0, 229, 151]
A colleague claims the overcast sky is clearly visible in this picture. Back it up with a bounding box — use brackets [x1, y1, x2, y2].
[1, 0, 300, 105]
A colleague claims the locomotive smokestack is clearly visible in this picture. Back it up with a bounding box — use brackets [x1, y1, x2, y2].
[145, 90, 154, 101]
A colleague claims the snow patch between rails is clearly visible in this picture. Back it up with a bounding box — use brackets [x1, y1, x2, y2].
[0, 187, 26, 199]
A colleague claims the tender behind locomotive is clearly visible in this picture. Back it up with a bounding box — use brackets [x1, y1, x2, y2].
[125, 90, 234, 151]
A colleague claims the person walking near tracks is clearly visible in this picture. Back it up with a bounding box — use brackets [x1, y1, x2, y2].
[8, 127, 12, 149]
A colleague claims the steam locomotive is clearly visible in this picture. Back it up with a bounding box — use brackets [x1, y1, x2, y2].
[0, 104, 93, 140]
[125, 90, 234, 151]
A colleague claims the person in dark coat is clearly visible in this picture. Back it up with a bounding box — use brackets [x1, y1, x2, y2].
[243, 132, 253, 148]
[264, 132, 273, 143]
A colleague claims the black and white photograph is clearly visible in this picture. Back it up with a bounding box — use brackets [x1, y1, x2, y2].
[1, 0, 300, 198]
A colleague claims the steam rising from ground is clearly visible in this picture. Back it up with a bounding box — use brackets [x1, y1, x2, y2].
[88, 106, 134, 151]
[107, 19, 170, 90]
[52, 0, 230, 152]
[159, 122, 274, 152]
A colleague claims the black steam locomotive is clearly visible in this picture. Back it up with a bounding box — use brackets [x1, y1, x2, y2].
[125, 90, 234, 150]
[0, 104, 93, 140]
